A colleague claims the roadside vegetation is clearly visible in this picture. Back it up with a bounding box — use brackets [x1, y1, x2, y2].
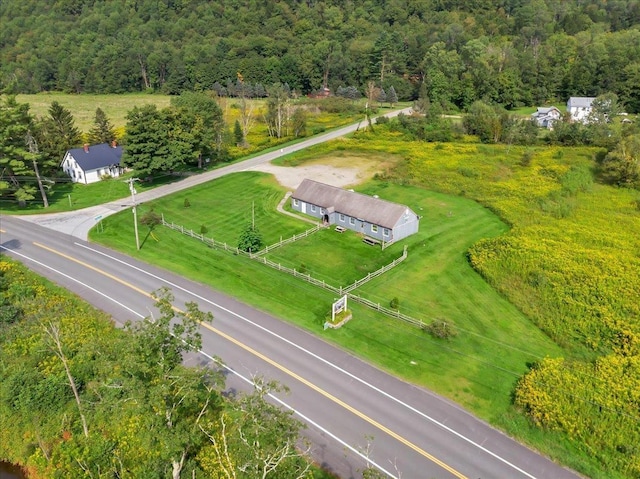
[0, 259, 330, 478]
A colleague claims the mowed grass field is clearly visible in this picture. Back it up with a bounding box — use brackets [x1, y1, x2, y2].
[16, 92, 172, 133]
[91, 169, 563, 422]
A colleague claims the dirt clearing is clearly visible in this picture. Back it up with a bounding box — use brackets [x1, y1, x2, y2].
[248, 152, 397, 190]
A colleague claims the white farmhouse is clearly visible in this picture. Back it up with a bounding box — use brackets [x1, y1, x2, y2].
[61, 142, 123, 184]
[567, 97, 596, 124]
[531, 106, 562, 129]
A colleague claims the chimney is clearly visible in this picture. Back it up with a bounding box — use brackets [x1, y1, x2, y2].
[83, 143, 89, 153]
[111, 140, 117, 148]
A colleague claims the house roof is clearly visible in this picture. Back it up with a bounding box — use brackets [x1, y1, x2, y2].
[534, 106, 559, 115]
[65, 143, 122, 172]
[567, 97, 595, 108]
[292, 179, 416, 229]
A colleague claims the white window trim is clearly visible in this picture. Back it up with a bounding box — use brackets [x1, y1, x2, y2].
[371, 224, 378, 233]
[349, 217, 355, 225]
[310, 205, 316, 212]
[293, 198, 299, 206]
[339, 214, 345, 222]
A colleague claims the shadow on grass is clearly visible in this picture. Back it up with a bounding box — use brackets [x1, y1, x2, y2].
[0, 172, 192, 215]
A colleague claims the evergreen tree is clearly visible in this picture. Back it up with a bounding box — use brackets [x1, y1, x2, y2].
[233, 120, 243, 146]
[37, 101, 82, 162]
[88, 107, 116, 145]
[377, 88, 387, 106]
[387, 85, 398, 107]
[0, 96, 37, 204]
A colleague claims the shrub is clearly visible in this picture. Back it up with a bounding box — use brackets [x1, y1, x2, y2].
[458, 167, 479, 178]
[238, 224, 263, 253]
[140, 210, 162, 229]
[183, 198, 191, 208]
[200, 224, 208, 235]
[520, 150, 534, 167]
[389, 297, 399, 309]
[423, 320, 458, 339]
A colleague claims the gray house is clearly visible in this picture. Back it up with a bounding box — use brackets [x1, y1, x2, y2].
[291, 179, 420, 243]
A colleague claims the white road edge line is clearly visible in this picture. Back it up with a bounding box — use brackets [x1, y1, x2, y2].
[76, 242, 537, 479]
[1, 245, 396, 478]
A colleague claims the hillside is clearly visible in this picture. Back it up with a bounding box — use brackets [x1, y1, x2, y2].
[1, 1, 640, 111]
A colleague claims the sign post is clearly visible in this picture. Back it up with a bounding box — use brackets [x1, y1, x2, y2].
[332, 295, 348, 322]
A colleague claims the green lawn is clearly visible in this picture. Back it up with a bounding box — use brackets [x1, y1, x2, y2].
[265, 228, 402, 285]
[91, 169, 562, 422]
[146, 172, 309, 246]
[0, 171, 185, 214]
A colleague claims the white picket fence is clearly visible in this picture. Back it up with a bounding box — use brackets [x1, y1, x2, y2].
[162, 218, 426, 327]
[253, 224, 321, 256]
[346, 292, 424, 328]
[341, 245, 407, 293]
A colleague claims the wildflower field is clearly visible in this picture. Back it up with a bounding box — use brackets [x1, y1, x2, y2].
[285, 130, 640, 478]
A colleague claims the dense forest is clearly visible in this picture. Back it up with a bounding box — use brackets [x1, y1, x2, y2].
[2, 0, 640, 111]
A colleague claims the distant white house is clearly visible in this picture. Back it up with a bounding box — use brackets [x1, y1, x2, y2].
[567, 97, 596, 124]
[531, 106, 562, 129]
[61, 142, 123, 184]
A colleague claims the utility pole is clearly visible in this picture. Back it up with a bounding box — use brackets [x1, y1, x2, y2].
[125, 178, 140, 250]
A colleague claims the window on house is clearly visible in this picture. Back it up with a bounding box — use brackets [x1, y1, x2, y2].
[310, 205, 316, 212]
[349, 217, 355, 225]
[339, 214, 345, 222]
[383, 228, 390, 237]
[371, 224, 378, 233]
[293, 199, 299, 206]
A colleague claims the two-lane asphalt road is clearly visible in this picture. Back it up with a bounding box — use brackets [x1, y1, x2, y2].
[0, 217, 582, 479]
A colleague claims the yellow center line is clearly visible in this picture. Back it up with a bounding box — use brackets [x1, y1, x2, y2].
[34, 241, 467, 479]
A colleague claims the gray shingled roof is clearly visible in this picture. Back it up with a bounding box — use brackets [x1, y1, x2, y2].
[567, 97, 595, 108]
[66, 143, 122, 171]
[533, 106, 559, 115]
[292, 179, 415, 229]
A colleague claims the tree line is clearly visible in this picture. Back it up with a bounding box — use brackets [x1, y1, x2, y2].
[2, 0, 640, 112]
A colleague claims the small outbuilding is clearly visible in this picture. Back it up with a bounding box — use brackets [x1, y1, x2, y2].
[61, 142, 123, 184]
[291, 179, 420, 244]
